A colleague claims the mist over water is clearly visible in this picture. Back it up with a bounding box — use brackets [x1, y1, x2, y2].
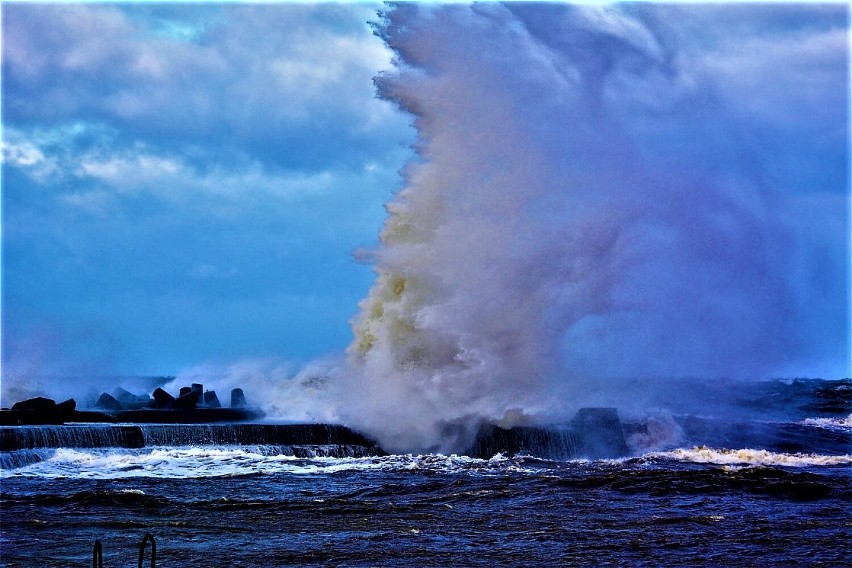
[2, 5, 847, 458]
[339, 4, 849, 452]
[3, 13, 850, 568]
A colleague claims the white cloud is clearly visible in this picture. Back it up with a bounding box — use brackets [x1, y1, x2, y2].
[696, 27, 848, 128]
[57, 189, 114, 217]
[1, 141, 45, 167]
[577, 5, 664, 60]
[1, 140, 59, 183]
[3, 4, 404, 157]
[78, 153, 182, 189]
[3, 116, 405, 221]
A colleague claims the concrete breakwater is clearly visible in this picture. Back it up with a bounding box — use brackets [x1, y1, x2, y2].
[1, 386, 630, 460]
[0, 408, 630, 460]
[0, 423, 382, 454]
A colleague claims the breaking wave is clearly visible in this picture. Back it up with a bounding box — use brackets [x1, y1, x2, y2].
[337, 3, 848, 454]
[802, 415, 852, 431]
[650, 447, 852, 468]
[4, 444, 849, 480]
[1, 447, 537, 479]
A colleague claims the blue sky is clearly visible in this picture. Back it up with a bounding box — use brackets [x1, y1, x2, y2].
[1, 2, 849, 390]
[2, 3, 413, 377]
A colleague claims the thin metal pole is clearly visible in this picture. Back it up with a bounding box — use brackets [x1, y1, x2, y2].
[92, 540, 103, 568]
[138, 533, 156, 568]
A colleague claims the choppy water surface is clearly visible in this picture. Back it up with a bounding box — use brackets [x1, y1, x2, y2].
[2, 452, 850, 567]
[1, 379, 850, 567]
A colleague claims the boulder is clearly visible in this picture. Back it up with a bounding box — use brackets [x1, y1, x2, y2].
[12, 397, 56, 412]
[5, 397, 68, 425]
[191, 383, 203, 398]
[152, 387, 175, 409]
[172, 390, 199, 410]
[96, 393, 123, 411]
[230, 388, 247, 408]
[179, 386, 192, 398]
[203, 390, 222, 408]
[56, 399, 77, 413]
[112, 387, 136, 403]
[135, 395, 153, 407]
[112, 387, 151, 409]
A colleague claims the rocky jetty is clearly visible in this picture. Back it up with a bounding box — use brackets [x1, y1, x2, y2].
[0, 383, 264, 426]
[5, 397, 79, 425]
[0, 400, 631, 459]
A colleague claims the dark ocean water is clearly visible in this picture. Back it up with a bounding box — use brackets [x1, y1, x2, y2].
[1, 379, 850, 567]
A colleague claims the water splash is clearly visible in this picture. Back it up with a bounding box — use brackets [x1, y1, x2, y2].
[342, 4, 848, 453]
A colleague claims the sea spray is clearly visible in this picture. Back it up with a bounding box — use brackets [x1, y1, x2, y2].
[173, 358, 345, 423]
[341, 4, 848, 453]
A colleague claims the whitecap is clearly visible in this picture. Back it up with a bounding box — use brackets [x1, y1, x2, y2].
[0, 447, 539, 480]
[650, 446, 852, 467]
[802, 414, 852, 431]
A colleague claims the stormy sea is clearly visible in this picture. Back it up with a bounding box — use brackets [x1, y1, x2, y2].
[1, 378, 849, 567]
[2, 3, 849, 567]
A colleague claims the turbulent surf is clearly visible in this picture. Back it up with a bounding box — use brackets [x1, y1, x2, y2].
[1, 4, 848, 567]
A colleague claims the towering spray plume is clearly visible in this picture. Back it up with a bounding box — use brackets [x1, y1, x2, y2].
[344, 4, 849, 453]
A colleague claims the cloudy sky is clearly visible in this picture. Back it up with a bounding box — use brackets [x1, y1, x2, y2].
[2, 2, 849, 393]
[3, 3, 414, 379]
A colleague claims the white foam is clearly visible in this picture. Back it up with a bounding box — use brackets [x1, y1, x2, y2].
[5, 443, 849, 479]
[650, 446, 852, 467]
[0, 447, 535, 480]
[802, 414, 852, 431]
